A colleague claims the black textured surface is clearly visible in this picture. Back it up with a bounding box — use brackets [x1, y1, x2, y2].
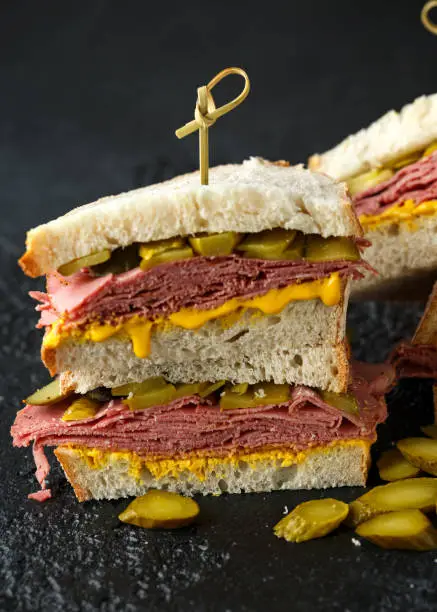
[2, 2, 437, 610]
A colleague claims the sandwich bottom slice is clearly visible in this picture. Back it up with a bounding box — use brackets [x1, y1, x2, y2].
[11, 362, 394, 501]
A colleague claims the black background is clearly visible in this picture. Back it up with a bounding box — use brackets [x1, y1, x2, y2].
[1, 1, 437, 610]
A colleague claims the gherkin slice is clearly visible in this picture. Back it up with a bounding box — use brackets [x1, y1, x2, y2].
[274, 498, 349, 543]
[198, 380, 226, 398]
[356, 510, 437, 551]
[25, 379, 73, 406]
[119, 490, 199, 529]
[220, 389, 254, 410]
[61, 398, 100, 421]
[319, 390, 359, 415]
[305, 236, 360, 262]
[220, 382, 289, 410]
[111, 377, 168, 397]
[390, 153, 421, 170]
[377, 448, 420, 482]
[139, 238, 186, 262]
[140, 247, 193, 270]
[345, 478, 437, 527]
[91, 244, 141, 276]
[282, 233, 305, 260]
[173, 382, 211, 398]
[423, 142, 437, 157]
[229, 383, 249, 395]
[347, 168, 394, 197]
[189, 232, 241, 256]
[397, 437, 437, 476]
[58, 249, 112, 276]
[236, 229, 297, 259]
[125, 385, 177, 411]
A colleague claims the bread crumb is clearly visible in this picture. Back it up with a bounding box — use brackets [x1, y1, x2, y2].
[254, 388, 266, 399]
[283, 505, 289, 515]
[351, 538, 361, 547]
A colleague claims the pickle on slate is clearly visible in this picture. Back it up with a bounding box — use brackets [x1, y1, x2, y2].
[274, 498, 349, 543]
[220, 382, 289, 410]
[305, 235, 360, 262]
[111, 376, 168, 397]
[189, 232, 241, 256]
[140, 247, 193, 270]
[236, 229, 297, 259]
[91, 244, 141, 276]
[356, 509, 437, 551]
[119, 490, 199, 529]
[345, 478, 437, 527]
[25, 379, 73, 406]
[62, 398, 100, 421]
[347, 168, 394, 197]
[319, 390, 359, 415]
[377, 448, 420, 482]
[58, 249, 112, 276]
[397, 437, 437, 476]
[421, 424, 437, 439]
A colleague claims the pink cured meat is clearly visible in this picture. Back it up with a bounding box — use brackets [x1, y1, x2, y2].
[354, 151, 437, 217]
[30, 253, 373, 329]
[390, 342, 437, 379]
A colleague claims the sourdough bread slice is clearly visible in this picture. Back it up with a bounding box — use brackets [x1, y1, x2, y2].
[47, 286, 351, 393]
[309, 93, 437, 181]
[20, 157, 361, 278]
[54, 441, 371, 501]
[350, 215, 437, 300]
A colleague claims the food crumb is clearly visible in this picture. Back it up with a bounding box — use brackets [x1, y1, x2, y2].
[254, 388, 266, 399]
[351, 538, 361, 547]
[283, 505, 289, 515]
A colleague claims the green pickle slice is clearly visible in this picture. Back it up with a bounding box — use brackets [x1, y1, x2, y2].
[356, 509, 437, 551]
[305, 235, 360, 262]
[377, 448, 420, 481]
[397, 437, 437, 476]
[119, 490, 200, 529]
[91, 244, 141, 276]
[319, 390, 359, 415]
[198, 380, 226, 398]
[236, 229, 297, 259]
[189, 232, 241, 256]
[58, 249, 112, 276]
[274, 498, 349, 543]
[282, 233, 305, 260]
[347, 168, 394, 197]
[125, 385, 177, 411]
[345, 477, 437, 527]
[62, 398, 100, 421]
[25, 379, 73, 406]
[220, 382, 289, 410]
[140, 247, 193, 270]
[111, 376, 168, 397]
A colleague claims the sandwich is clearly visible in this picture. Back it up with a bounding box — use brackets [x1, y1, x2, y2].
[309, 94, 437, 299]
[12, 157, 392, 501]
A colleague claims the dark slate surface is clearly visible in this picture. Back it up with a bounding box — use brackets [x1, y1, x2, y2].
[1, 1, 437, 610]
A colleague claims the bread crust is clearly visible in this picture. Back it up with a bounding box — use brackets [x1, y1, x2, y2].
[19, 157, 361, 278]
[54, 441, 371, 502]
[412, 281, 437, 345]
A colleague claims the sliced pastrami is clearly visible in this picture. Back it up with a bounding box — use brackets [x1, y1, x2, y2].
[355, 151, 437, 217]
[390, 342, 437, 379]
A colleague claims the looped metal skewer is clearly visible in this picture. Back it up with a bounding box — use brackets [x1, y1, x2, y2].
[176, 67, 250, 185]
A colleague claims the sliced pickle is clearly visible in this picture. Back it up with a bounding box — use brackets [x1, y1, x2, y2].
[305, 235, 360, 262]
[236, 229, 297, 259]
[347, 168, 394, 197]
[173, 382, 211, 398]
[85, 387, 113, 403]
[58, 249, 112, 276]
[220, 382, 289, 410]
[421, 424, 437, 439]
[390, 152, 421, 170]
[125, 384, 177, 411]
[61, 398, 100, 421]
[377, 448, 420, 481]
[229, 383, 249, 395]
[188, 232, 241, 256]
[111, 377, 168, 397]
[319, 390, 359, 415]
[139, 238, 186, 262]
[345, 478, 437, 527]
[423, 142, 437, 157]
[274, 498, 349, 543]
[119, 490, 199, 529]
[91, 244, 141, 276]
[140, 247, 193, 270]
[198, 380, 226, 398]
[397, 437, 437, 476]
[25, 379, 73, 406]
[282, 233, 305, 260]
[356, 509, 437, 551]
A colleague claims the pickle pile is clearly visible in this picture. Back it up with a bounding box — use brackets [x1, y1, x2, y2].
[57, 228, 360, 276]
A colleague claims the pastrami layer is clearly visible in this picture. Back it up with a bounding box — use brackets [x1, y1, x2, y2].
[390, 341, 437, 379]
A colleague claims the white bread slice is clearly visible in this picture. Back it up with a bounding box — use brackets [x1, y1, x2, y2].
[52, 287, 350, 394]
[412, 281, 437, 345]
[20, 157, 361, 278]
[54, 441, 371, 501]
[309, 94, 437, 181]
[350, 215, 437, 300]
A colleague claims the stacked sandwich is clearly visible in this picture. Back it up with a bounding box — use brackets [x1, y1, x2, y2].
[310, 94, 437, 299]
[12, 158, 393, 501]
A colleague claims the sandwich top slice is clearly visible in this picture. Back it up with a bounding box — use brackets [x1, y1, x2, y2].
[309, 94, 437, 299]
[11, 362, 394, 501]
[21, 158, 371, 394]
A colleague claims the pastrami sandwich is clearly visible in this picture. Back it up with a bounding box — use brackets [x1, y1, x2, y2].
[309, 94, 437, 299]
[13, 157, 392, 501]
